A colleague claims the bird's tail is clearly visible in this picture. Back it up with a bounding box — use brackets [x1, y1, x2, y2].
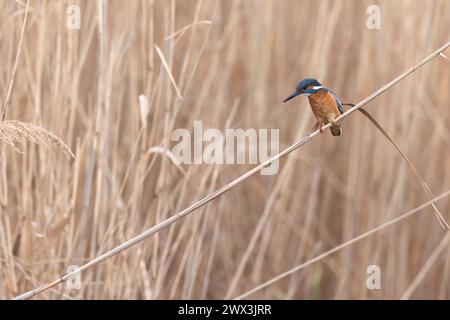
[330, 126, 341, 136]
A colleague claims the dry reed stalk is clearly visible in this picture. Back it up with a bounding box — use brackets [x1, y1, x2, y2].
[0, 2, 74, 168]
[234, 190, 450, 300]
[13, 41, 450, 300]
[357, 107, 448, 229]
[1, 0, 29, 121]
[400, 230, 450, 299]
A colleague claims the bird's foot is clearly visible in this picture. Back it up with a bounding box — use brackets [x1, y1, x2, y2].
[330, 119, 340, 127]
[319, 123, 324, 134]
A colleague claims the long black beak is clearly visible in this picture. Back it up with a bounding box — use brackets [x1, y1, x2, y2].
[282, 91, 300, 103]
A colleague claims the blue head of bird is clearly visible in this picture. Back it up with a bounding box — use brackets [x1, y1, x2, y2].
[283, 78, 322, 103]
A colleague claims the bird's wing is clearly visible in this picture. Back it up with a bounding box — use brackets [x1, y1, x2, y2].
[325, 88, 345, 114]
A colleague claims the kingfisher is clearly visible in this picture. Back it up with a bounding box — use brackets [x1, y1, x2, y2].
[283, 78, 344, 136]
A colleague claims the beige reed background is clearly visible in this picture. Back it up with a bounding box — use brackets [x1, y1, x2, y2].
[1, 0, 450, 299]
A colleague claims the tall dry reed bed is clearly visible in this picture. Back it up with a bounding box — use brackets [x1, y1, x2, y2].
[1, 0, 450, 299]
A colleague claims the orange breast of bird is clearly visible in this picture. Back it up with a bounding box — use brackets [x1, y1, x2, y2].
[307, 90, 341, 125]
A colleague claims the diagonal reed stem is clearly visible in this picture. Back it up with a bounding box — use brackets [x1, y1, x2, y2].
[13, 41, 450, 300]
[235, 190, 450, 300]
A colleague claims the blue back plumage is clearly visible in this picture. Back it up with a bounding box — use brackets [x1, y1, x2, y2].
[325, 88, 344, 114]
